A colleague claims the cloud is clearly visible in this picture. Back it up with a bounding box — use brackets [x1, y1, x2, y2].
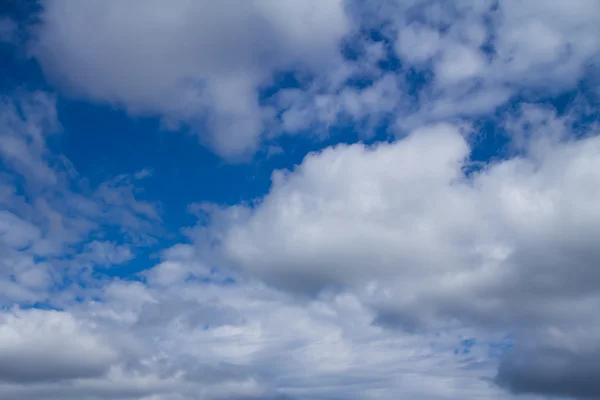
[31, 0, 349, 158]
[0, 210, 41, 250]
[496, 327, 600, 399]
[0, 92, 161, 305]
[269, 0, 600, 143]
[189, 113, 600, 398]
[0, 308, 119, 383]
[26, 1, 600, 160]
[80, 241, 133, 267]
[0, 262, 506, 400]
[0, 91, 60, 185]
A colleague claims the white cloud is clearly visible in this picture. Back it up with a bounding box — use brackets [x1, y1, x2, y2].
[27, 1, 600, 157]
[188, 115, 600, 397]
[435, 43, 486, 84]
[0, 92, 60, 185]
[32, 0, 349, 158]
[395, 23, 441, 64]
[390, 0, 600, 130]
[269, 0, 600, 143]
[0, 211, 41, 250]
[195, 118, 600, 323]
[80, 241, 133, 267]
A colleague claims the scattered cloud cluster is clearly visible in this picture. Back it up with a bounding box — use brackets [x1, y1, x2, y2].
[31, 0, 600, 157]
[0, 92, 160, 304]
[31, 0, 349, 158]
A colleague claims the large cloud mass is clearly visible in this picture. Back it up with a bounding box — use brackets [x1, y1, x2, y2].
[193, 114, 600, 398]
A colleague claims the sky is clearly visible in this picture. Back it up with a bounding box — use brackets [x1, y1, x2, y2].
[0, 1, 600, 399]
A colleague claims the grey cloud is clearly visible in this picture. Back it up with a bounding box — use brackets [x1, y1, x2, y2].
[0, 309, 118, 383]
[135, 298, 243, 331]
[496, 345, 600, 399]
[0, 354, 109, 383]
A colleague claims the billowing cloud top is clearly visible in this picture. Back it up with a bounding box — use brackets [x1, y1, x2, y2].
[0, 1, 600, 399]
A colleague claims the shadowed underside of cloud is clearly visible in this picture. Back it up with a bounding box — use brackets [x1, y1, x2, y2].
[496, 345, 600, 399]
[0, 309, 118, 384]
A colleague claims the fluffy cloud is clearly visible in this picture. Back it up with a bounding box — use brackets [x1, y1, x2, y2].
[191, 113, 600, 398]
[266, 0, 600, 144]
[31, 0, 349, 158]
[28, 1, 600, 158]
[0, 97, 592, 400]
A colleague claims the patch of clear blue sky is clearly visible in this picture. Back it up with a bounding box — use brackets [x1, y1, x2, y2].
[1, 0, 598, 281]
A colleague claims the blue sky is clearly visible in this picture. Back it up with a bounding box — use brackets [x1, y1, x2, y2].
[1, 1, 600, 400]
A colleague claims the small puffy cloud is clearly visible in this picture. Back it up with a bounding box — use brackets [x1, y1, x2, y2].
[80, 241, 133, 267]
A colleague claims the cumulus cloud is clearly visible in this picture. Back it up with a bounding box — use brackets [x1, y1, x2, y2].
[190, 114, 600, 398]
[27, 1, 600, 158]
[285, 0, 600, 135]
[31, 0, 349, 158]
